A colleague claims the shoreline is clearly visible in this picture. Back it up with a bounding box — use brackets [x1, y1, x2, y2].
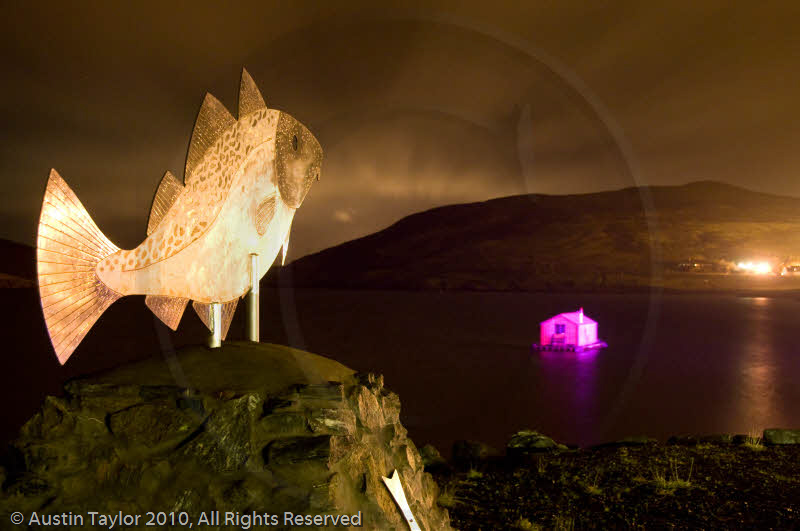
[8, 270, 800, 299]
[261, 283, 800, 299]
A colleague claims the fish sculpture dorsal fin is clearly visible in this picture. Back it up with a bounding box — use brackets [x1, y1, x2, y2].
[145, 295, 189, 330]
[185, 92, 236, 183]
[147, 171, 184, 236]
[238, 68, 267, 118]
[193, 299, 238, 340]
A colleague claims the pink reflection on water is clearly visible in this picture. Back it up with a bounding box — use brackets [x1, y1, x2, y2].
[538, 348, 602, 444]
[539, 349, 601, 363]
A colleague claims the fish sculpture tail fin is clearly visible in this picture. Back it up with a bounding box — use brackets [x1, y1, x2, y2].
[36, 170, 122, 364]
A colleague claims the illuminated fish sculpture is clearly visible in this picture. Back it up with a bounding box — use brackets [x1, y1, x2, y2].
[36, 69, 322, 364]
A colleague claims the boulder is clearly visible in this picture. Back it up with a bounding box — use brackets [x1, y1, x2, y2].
[667, 435, 699, 446]
[0, 342, 451, 530]
[667, 434, 734, 446]
[616, 435, 658, 446]
[506, 430, 567, 457]
[452, 440, 498, 466]
[419, 444, 448, 472]
[590, 435, 658, 450]
[699, 434, 734, 445]
[763, 429, 800, 445]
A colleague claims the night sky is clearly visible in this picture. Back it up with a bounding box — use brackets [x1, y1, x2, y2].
[1, 2, 798, 259]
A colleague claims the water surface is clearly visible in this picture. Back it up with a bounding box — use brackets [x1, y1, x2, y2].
[258, 290, 800, 453]
[3, 288, 798, 456]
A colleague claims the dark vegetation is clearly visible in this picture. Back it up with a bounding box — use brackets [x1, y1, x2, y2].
[431, 431, 800, 530]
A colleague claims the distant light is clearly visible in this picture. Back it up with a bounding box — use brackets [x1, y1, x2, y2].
[755, 262, 771, 274]
[736, 260, 772, 275]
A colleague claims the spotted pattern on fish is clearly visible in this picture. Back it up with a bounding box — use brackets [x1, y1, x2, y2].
[115, 109, 277, 271]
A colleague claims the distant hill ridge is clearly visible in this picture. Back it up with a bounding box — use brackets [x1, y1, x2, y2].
[0, 238, 35, 284]
[272, 181, 800, 291]
[6, 182, 800, 292]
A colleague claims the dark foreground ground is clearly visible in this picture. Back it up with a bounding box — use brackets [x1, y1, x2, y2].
[430, 437, 800, 530]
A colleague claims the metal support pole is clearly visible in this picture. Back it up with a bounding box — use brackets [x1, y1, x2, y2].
[247, 253, 260, 342]
[208, 302, 222, 348]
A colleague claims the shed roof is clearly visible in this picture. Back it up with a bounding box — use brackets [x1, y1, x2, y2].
[541, 308, 597, 326]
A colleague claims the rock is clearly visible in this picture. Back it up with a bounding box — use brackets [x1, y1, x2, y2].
[590, 435, 658, 450]
[667, 435, 699, 446]
[506, 430, 567, 457]
[617, 435, 658, 446]
[420, 444, 448, 471]
[452, 440, 498, 466]
[668, 434, 734, 446]
[699, 434, 734, 445]
[764, 429, 800, 445]
[0, 342, 451, 530]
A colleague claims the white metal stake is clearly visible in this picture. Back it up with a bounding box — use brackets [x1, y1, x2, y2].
[382, 469, 421, 531]
[208, 302, 222, 348]
[247, 253, 260, 342]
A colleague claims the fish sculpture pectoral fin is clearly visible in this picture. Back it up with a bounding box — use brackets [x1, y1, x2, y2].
[37, 169, 123, 365]
[145, 295, 189, 331]
[192, 299, 238, 340]
[147, 171, 184, 236]
[255, 194, 277, 236]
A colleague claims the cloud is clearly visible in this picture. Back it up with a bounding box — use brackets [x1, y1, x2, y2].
[4, 5, 800, 257]
[333, 209, 354, 223]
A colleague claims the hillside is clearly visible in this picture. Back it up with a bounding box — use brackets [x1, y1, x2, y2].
[273, 181, 800, 291]
[0, 239, 35, 287]
[6, 183, 800, 293]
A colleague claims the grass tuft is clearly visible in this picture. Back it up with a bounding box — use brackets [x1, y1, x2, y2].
[585, 484, 603, 495]
[514, 517, 542, 530]
[437, 485, 458, 508]
[585, 472, 603, 495]
[651, 457, 693, 494]
[553, 514, 575, 530]
[466, 468, 483, 479]
[744, 429, 765, 451]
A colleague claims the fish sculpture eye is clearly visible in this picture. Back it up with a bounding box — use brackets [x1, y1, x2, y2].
[292, 134, 298, 150]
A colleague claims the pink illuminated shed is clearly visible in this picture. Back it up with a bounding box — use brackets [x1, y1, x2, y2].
[536, 308, 606, 352]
